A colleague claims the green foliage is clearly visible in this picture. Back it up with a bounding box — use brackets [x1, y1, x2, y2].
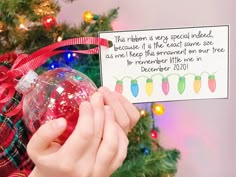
[0, 0, 60, 24]
[0, 0, 60, 54]
[22, 25, 55, 53]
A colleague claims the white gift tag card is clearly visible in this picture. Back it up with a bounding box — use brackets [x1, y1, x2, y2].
[99, 25, 229, 103]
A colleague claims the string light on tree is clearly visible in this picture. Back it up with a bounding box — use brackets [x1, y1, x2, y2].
[54, 30, 64, 42]
[140, 109, 147, 117]
[48, 61, 60, 70]
[143, 147, 151, 155]
[18, 16, 28, 30]
[65, 52, 77, 63]
[152, 103, 165, 116]
[139, 144, 151, 155]
[83, 11, 99, 23]
[150, 129, 158, 139]
[57, 35, 63, 42]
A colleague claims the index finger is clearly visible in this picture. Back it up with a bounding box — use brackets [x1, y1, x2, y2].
[27, 118, 67, 159]
[98, 87, 140, 131]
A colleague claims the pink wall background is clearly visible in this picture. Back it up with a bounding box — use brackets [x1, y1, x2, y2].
[57, 0, 235, 176]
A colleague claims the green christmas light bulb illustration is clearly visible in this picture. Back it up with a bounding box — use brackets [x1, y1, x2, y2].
[178, 76, 186, 95]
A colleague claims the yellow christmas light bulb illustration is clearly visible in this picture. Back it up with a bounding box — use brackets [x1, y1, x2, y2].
[193, 76, 201, 94]
[145, 78, 153, 96]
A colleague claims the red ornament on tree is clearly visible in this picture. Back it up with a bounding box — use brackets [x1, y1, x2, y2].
[42, 15, 57, 30]
[16, 67, 97, 144]
[150, 129, 158, 139]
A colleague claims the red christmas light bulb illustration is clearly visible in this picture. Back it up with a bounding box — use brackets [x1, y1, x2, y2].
[162, 77, 169, 95]
[115, 80, 123, 93]
[208, 75, 216, 93]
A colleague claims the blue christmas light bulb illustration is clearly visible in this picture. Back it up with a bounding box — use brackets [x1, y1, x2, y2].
[131, 79, 139, 97]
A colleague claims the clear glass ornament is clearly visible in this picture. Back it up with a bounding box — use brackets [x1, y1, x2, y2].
[17, 67, 97, 143]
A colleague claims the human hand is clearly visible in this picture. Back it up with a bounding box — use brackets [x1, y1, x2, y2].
[98, 87, 140, 134]
[27, 92, 128, 177]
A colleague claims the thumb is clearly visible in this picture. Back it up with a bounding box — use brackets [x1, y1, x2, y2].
[27, 118, 67, 158]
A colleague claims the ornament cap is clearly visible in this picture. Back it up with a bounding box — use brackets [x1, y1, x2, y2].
[15, 70, 38, 94]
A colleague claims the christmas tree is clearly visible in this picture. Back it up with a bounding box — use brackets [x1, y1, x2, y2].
[0, 1, 180, 177]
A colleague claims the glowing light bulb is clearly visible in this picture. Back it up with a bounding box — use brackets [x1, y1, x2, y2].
[19, 24, 27, 30]
[83, 11, 99, 23]
[152, 103, 165, 116]
[18, 16, 25, 24]
[150, 129, 158, 139]
[57, 36, 63, 42]
[140, 109, 146, 117]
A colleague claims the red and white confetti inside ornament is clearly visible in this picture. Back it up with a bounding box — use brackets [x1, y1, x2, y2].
[16, 67, 97, 143]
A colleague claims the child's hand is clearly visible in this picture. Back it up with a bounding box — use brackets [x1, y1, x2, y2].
[98, 87, 140, 134]
[27, 92, 128, 177]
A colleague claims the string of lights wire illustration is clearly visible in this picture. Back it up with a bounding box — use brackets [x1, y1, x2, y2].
[113, 71, 217, 97]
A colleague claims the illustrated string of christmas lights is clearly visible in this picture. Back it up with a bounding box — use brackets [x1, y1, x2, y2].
[114, 71, 216, 97]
